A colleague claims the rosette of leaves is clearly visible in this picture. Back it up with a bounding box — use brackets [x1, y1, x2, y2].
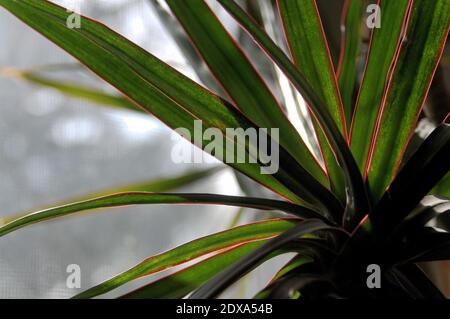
[0, 0, 449, 299]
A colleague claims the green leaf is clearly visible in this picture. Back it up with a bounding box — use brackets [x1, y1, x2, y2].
[366, 0, 450, 202]
[336, 0, 366, 127]
[120, 240, 278, 299]
[190, 219, 339, 298]
[218, 0, 370, 230]
[0, 167, 223, 226]
[0, 0, 340, 212]
[278, 0, 347, 203]
[0, 192, 327, 238]
[74, 218, 298, 298]
[167, 0, 328, 188]
[350, 0, 411, 176]
[1, 67, 142, 112]
[88, 167, 224, 195]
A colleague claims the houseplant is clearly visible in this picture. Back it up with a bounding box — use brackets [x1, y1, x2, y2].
[0, 0, 448, 299]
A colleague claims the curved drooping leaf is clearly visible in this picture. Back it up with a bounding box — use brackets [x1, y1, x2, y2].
[336, 0, 366, 127]
[0, 192, 328, 238]
[167, 0, 328, 188]
[0, 0, 341, 213]
[278, 0, 347, 202]
[120, 240, 278, 299]
[366, 0, 450, 202]
[350, 0, 412, 175]
[190, 219, 339, 298]
[218, 0, 370, 230]
[0, 167, 223, 226]
[2, 67, 141, 112]
[74, 218, 298, 298]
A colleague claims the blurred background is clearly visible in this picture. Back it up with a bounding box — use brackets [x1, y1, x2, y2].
[0, 0, 282, 298]
[0, 0, 448, 298]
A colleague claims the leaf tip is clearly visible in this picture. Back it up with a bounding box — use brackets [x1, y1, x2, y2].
[0, 66, 24, 79]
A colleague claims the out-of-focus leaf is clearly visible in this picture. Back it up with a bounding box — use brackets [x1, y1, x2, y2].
[350, 0, 411, 176]
[366, 0, 450, 201]
[278, 0, 347, 202]
[74, 218, 297, 298]
[167, 0, 328, 188]
[336, 0, 366, 127]
[0, 0, 342, 211]
[1, 67, 141, 112]
[218, 0, 370, 230]
[0, 192, 328, 238]
[147, 0, 224, 94]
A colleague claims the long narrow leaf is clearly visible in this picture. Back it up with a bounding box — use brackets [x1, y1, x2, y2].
[336, 0, 366, 127]
[278, 0, 347, 202]
[74, 218, 297, 298]
[0, 192, 327, 238]
[190, 219, 339, 298]
[218, 0, 370, 229]
[0, 0, 340, 212]
[0, 167, 223, 226]
[366, 0, 450, 201]
[350, 0, 412, 176]
[120, 240, 275, 299]
[167, 0, 328, 188]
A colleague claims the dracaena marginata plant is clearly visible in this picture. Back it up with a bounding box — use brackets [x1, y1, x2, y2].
[0, 0, 449, 299]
